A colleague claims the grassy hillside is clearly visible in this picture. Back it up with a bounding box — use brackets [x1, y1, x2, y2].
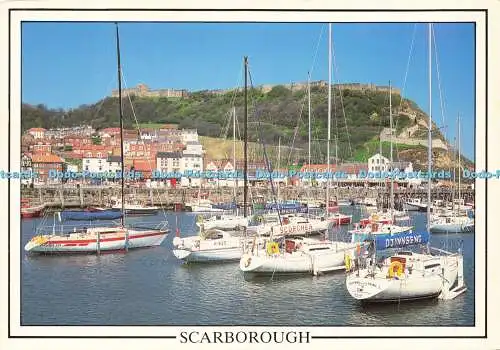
[21, 84, 473, 169]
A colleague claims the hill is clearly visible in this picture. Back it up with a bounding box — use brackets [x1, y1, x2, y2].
[21, 84, 474, 170]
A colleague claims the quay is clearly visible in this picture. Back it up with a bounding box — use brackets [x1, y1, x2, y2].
[20, 185, 475, 211]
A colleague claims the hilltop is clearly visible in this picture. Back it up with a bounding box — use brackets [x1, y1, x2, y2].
[21, 83, 473, 171]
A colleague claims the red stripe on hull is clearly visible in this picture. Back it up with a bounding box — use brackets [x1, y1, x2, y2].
[46, 231, 166, 245]
[21, 210, 43, 218]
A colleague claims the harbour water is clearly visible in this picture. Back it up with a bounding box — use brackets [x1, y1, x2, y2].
[20, 207, 475, 326]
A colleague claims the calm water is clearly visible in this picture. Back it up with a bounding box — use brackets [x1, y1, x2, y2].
[20, 208, 475, 326]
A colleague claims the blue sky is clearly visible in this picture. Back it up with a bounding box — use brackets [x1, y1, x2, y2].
[21, 22, 476, 160]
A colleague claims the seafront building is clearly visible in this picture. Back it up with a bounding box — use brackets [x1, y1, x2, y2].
[21, 123, 427, 188]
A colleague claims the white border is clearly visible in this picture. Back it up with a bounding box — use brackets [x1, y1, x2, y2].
[1, 0, 498, 349]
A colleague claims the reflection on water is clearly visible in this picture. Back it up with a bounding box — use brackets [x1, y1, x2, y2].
[20, 208, 475, 326]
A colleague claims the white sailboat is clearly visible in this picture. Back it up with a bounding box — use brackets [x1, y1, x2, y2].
[195, 213, 250, 231]
[345, 23, 467, 303]
[430, 116, 474, 233]
[24, 23, 169, 254]
[172, 57, 263, 263]
[240, 24, 358, 276]
[350, 81, 413, 242]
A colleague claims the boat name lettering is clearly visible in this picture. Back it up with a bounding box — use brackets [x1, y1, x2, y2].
[385, 234, 422, 249]
[179, 331, 310, 344]
[348, 280, 379, 289]
[278, 223, 313, 235]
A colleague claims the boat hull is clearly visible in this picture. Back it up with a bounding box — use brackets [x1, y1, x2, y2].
[346, 274, 443, 302]
[21, 209, 44, 218]
[403, 203, 427, 211]
[24, 230, 168, 254]
[430, 223, 474, 233]
[173, 247, 243, 262]
[240, 243, 356, 275]
[346, 255, 460, 302]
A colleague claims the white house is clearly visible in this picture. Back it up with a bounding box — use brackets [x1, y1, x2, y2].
[180, 153, 203, 187]
[368, 153, 390, 173]
[27, 128, 46, 139]
[82, 150, 113, 183]
[184, 141, 204, 156]
[181, 129, 199, 143]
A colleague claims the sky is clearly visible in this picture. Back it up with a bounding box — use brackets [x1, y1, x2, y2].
[21, 22, 476, 160]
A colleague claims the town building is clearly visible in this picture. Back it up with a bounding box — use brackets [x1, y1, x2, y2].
[368, 153, 390, 172]
[21, 153, 33, 187]
[31, 153, 64, 184]
[27, 128, 46, 139]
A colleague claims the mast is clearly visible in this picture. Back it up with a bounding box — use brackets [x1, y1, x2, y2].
[326, 23, 332, 214]
[458, 113, 461, 211]
[115, 23, 125, 229]
[278, 136, 281, 200]
[308, 71, 311, 169]
[232, 106, 237, 205]
[389, 80, 394, 220]
[243, 56, 248, 218]
[426, 23, 432, 231]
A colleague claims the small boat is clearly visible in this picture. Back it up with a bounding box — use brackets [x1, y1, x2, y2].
[403, 198, 427, 211]
[21, 199, 45, 218]
[327, 212, 352, 225]
[195, 214, 250, 230]
[172, 229, 254, 263]
[349, 221, 413, 243]
[111, 200, 160, 215]
[60, 210, 123, 221]
[185, 199, 224, 213]
[429, 215, 474, 233]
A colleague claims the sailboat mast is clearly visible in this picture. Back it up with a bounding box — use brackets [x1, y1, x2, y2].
[278, 136, 281, 200]
[389, 80, 394, 220]
[427, 23, 432, 231]
[232, 106, 237, 203]
[243, 56, 248, 218]
[116, 23, 125, 228]
[458, 113, 461, 210]
[308, 71, 311, 168]
[326, 23, 332, 214]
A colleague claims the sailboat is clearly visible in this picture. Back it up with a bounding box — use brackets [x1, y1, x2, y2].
[430, 115, 474, 233]
[345, 23, 467, 302]
[172, 57, 264, 263]
[193, 107, 251, 231]
[24, 23, 169, 254]
[349, 81, 413, 242]
[239, 24, 358, 276]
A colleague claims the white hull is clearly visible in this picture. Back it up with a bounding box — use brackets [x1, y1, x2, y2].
[240, 242, 357, 275]
[430, 222, 474, 233]
[346, 253, 463, 302]
[189, 206, 224, 213]
[173, 246, 243, 262]
[24, 229, 168, 254]
[196, 216, 249, 230]
[172, 229, 254, 263]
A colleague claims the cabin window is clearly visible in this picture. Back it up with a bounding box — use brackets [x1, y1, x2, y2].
[309, 247, 330, 251]
[425, 263, 441, 269]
